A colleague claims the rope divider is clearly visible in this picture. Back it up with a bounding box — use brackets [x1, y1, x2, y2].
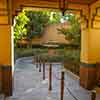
[34, 60, 96, 100]
[53, 70, 62, 80]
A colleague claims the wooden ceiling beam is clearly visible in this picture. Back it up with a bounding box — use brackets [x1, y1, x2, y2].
[89, 0, 99, 5]
[24, 0, 97, 5]
[67, 0, 97, 4]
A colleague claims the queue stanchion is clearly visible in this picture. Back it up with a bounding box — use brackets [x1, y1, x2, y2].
[43, 60, 45, 80]
[36, 56, 38, 68]
[91, 90, 96, 100]
[60, 70, 65, 100]
[48, 63, 52, 91]
[39, 58, 41, 72]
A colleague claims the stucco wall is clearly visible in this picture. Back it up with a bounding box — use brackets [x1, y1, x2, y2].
[0, 0, 12, 93]
[89, 0, 100, 63]
[0, 0, 11, 65]
[90, 0, 100, 82]
[0, 25, 11, 65]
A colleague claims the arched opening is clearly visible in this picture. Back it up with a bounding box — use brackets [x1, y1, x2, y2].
[1, 0, 100, 99]
[13, 8, 81, 73]
[12, 7, 82, 99]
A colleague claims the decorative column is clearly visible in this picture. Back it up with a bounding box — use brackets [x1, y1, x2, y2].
[79, 2, 100, 89]
[0, 0, 13, 96]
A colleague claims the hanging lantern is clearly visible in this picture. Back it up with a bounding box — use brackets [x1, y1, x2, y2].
[59, 0, 67, 23]
[59, 0, 66, 16]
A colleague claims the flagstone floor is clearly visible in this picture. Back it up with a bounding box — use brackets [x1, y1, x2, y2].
[6, 57, 100, 100]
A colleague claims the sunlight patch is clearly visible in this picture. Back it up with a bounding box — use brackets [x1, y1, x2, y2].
[25, 88, 34, 93]
[42, 79, 48, 84]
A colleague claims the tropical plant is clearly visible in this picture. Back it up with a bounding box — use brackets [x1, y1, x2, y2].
[14, 11, 29, 46]
[58, 14, 81, 45]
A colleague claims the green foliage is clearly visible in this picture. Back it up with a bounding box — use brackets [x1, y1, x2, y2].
[49, 12, 62, 24]
[25, 11, 50, 40]
[14, 11, 50, 46]
[14, 11, 29, 45]
[14, 11, 63, 45]
[14, 11, 80, 48]
[15, 48, 80, 62]
[58, 14, 81, 45]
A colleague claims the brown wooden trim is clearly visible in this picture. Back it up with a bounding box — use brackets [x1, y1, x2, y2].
[91, 28, 100, 29]
[0, 8, 8, 11]
[0, 14, 8, 16]
[68, 1, 89, 5]
[2, 65, 12, 70]
[6, 0, 9, 25]
[1, 65, 12, 96]
[7, 0, 11, 25]
[80, 62, 96, 68]
[20, 5, 58, 10]
[0, 24, 9, 25]
[35, 0, 97, 4]
[91, 26, 100, 29]
[89, 0, 99, 6]
[80, 64, 97, 90]
[31, 0, 57, 3]
[68, 0, 97, 5]
[0, 0, 9, 25]
[0, 8, 8, 16]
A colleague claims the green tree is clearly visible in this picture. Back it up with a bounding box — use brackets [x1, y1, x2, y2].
[25, 11, 50, 40]
[14, 10, 63, 47]
[14, 11, 29, 46]
[58, 14, 81, 45]
[49, 12, 62, 24]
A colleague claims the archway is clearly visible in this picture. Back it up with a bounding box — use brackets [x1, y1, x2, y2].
[0, 0, 100, 97]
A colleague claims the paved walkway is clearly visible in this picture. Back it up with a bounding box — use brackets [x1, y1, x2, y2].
[7, 57, 100, 100]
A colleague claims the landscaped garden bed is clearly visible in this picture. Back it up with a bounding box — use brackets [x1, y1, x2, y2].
[15, 47, 80, 76]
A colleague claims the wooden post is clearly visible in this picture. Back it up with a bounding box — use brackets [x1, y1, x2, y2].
[43, 61, 45, 80]
[60, 71, 65, 100]
[91, 90, 96, 100]
[48, 63, 52, 91]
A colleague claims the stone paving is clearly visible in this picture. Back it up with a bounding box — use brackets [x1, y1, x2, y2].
[6, 57, 100, 100]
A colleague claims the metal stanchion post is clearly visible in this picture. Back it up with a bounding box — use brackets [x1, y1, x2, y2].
[91, 90, 96, 100]
[43, 61, 45, 80]
[36, 56, 38, 68]
[60, 71, 65, 100]
[48, 63, 52, 91]
[39, 59, 41, 72]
